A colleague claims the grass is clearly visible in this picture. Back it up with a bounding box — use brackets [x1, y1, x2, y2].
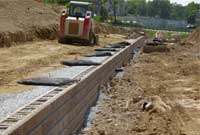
[179, 33, 189, 39]
[145, 29, 157, 38]
[144, 29, 189, 39]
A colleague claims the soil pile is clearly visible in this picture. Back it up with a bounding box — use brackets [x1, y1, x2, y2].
[0, 0, 59, 47]
[188, 28, 200, 43]
[0, 0, 139, 47]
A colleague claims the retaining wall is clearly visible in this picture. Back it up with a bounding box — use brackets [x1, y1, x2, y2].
[0, 37, 144, 135]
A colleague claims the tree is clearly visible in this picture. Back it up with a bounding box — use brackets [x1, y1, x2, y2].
[126, 0, 146, 16]
[110, 0, 119, 23]
[147, 0, 171, 19]
[99, 0, 108, 21]
[170, 4, 186, 19]
[185, 2, 200, 24]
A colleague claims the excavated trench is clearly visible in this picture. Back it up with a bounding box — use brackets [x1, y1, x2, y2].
[80, 47, 142, 133]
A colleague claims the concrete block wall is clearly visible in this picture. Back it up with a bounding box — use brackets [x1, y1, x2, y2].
[0, 37, 144, 135]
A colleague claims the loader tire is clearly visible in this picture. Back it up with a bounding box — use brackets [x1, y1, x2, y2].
[89, 31, 95, 46]
[94, 34, 99, 45]
[58, 37, 66, 44]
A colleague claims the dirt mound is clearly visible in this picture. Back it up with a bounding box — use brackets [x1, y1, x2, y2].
[0, 0, 138, 47]
[187, 28, 200, 43]
[80, 41, 200, 135]
[143, 45, 170, 53]
[0, 0, 59, 47]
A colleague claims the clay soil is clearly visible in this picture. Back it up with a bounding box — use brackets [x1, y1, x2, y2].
[0, 0, 137, 47]
[0, 0, 61, 47]
[80, 42, 200, 135]
[0, 0, 140, 94]
[0, 34, 126, 94]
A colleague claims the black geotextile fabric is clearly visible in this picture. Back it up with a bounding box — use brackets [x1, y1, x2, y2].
[61, 60, 101, 66]
[95, 48, 119, 52]
[18, 77, 76, 86]
[118, 41, 131, 46]
[86, 51, 113, 57]
[106, 41, 131, 48]
[146, 39, 163, 46]
[106, 44, 126, 48]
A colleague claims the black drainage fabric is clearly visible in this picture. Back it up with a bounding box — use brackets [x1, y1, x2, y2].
[18, 77, 77, 86]
[86, 51, 113, 57]
[146, 39, 163, 46]
[115, 68, 124, 72]
[95, 48, 119, 52]
[118, 41, 131, 46]
[61, 60, 101, 66]
[106, 44, 125, 48]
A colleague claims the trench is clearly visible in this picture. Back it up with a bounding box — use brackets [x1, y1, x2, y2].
[79, 45, 142, 134]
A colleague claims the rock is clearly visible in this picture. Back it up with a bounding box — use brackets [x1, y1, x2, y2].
[125, 99, 132, 110]
[98, 130, 105, 135]
[132, 96, 143, 103]
[106, 118, 113, 123]
[110, 94, 117, 99]
[141, 96, 171, 113]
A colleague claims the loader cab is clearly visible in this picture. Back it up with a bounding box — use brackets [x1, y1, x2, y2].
[59, 1, 98, 45]
[69, 1, 91, 18]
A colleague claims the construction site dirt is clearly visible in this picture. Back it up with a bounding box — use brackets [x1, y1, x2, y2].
[80, 41, 200, 135]
[0, 34, 126, 94]
[0, 0, 199, 134]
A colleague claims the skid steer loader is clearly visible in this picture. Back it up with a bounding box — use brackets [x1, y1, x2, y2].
[59, 1, 98, 45]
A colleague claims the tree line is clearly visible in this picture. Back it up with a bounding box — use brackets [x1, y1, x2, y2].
[125, 0, 199, 23]
[44, 0, 200, 24]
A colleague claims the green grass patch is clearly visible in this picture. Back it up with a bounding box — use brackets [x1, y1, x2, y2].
[179, 33, 189, 39]
[94, 16, 103, 22]
[145, 30, 157, 38]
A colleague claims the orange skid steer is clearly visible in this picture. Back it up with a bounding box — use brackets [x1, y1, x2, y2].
[59, 1, 98, 45]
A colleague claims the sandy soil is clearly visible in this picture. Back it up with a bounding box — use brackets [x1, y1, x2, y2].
[0, 34, 126, 94]
[0, 0, 138, 47]
[80, 42, 200, 135]
[0, 0, 60, 47]
[188, 28, 200, 43]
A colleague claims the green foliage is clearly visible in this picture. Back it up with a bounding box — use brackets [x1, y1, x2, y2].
[99, 0, 108, 21]
[145, 29, 189, 39]
[126, 0, 147, 16]
[179, 33, 189, 39]
[94, 16, 102, 22]
[145, 29, 157, 38]
[125, 0, 200, 21]
[170, 4, 186, 19]
[44, 0, 200, 25]
[185, 2, 199, 24]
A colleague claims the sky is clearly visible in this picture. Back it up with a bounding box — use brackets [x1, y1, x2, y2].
[170, 0, 200, 5]
[147, 0, 200, 6]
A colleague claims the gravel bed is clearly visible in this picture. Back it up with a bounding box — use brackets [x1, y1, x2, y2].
[0, 56, 109, 120]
